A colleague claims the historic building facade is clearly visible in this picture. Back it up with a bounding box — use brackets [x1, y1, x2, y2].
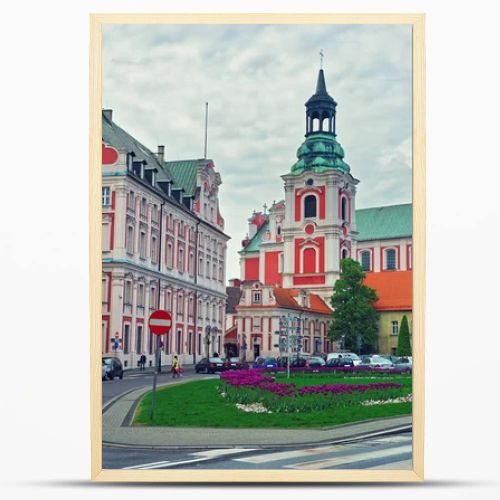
[229, 69, 412, 360]
[102, 110, 229, 369]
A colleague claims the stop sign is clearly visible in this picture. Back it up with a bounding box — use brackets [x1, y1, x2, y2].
[148, 310, 172, 336]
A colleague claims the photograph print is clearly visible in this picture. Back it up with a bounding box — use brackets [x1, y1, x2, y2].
[95, 16, 424, 481]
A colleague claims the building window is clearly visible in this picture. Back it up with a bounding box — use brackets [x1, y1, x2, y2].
[276, 225, 282, 237]
[341, 196, 348, 221]
[123, 324, 130, 354]
[213, 263, 216, 280]
[102, 187, 111, 206]
[166, 290, 172, 311]
[150, 286, 157, 309]
[189, 252, 194, 275]
[136, 325, 143, 354]
[199, 257, 204, 276]
[141, 197, 147, 216]
[279, 253, 284, 273]
[386, 249, 397, 270]
[179, 247, 184, 272]
[167, 242, 173, 268]
[126, 225, 134, 254]
[151, 236, 158, 264]
[391, 320, 399, 336]
[303, 247, 317, 273]
[137, 284, 145, 308]
[252, 291, 261, 304]
[361, 251, 371, 271]
[139, 232, 146, 259]
[127, 191, 134, 210]
[124, 280, 132, 305]
[148, 331, 153, 355]
[197, 333, 202, 355]
[304, 195, 317, 218]
[176, 330, 182, 354]
[188, 331, 193, 355]
[165, 332, 170, 354]
[102, 223, 110, 252]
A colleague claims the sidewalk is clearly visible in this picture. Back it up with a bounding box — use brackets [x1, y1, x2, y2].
[103, 381, 412, 450]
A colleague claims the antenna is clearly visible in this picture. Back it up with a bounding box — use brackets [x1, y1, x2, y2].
[204, 102, 209, 159]
[319, 49, 324, 69]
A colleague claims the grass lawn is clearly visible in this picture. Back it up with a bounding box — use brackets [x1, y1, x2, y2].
[133, 373, 412, 429]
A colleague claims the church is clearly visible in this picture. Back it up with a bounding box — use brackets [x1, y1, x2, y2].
[224, 68, 412, 360]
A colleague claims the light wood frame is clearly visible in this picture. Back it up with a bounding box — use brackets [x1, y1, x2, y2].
[90, 13, 425, 483]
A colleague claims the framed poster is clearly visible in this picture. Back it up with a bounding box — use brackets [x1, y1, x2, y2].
[90, 13, 425, 483]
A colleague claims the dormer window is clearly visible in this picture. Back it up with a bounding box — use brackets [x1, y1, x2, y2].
[304, 195, 317, 218]
[252, 291, 262, 304]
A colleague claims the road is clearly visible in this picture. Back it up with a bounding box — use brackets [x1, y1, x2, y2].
[103, 432, 412, 470]
[102, 365, 201, 404]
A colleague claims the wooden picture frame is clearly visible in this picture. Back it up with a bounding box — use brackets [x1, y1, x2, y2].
[90, 12, 425, 482]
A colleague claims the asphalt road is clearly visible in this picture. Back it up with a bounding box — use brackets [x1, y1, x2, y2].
[102, 365, 208, 404]
[103, 432, 413, 470]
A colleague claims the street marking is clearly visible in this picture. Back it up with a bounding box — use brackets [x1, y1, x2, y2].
[193, 448, 256, 458]
[122, 449, 253, 470]
[368, 459, 412, 470]
[123, 460, 171, 470]
[286, 445, 412, 470]
[234, 445, 349, 464]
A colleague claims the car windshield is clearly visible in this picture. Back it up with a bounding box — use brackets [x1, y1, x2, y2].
[102, 358, 113, 365]
[209, 357, 223, 363]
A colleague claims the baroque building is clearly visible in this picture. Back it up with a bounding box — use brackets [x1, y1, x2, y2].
[101, 110, 229, 369]
[230, 69, 412, 360]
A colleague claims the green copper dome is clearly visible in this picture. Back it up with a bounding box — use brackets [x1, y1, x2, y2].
[290, 69, 351, 175]
[291, 132, 350, 175]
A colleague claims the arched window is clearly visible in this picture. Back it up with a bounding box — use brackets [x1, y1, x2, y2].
[276, 225, 282, 237]
[303, 247, 317, 273]
[312, 118, 320, 132]
[322, 117, 330, 132]
[361, 251, 371, 271]
[341, 248, 349, 259]
[304, 195, 317, 218]
[386, 248, 397, 270]
[341, 196, 348, 221]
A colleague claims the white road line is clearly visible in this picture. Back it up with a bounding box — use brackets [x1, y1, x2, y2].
[286, 444, 412, 470]
[368, 459, 413, 470]
[123, 460, 171, 470]
[235, 445, 348, 464]
[123, 449, 254, 470]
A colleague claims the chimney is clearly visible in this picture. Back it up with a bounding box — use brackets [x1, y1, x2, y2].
[103, 109, 113, 121]
[157, 145, 165, 162]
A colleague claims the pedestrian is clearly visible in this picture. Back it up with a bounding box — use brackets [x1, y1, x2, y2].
[171, 355, 180, 379]
[139, 354, 146, 371]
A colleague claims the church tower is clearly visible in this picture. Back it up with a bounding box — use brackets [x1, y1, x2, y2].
[281, 67, 359, 299]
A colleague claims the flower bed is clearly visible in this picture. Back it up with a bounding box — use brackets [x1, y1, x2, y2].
[262, 366, 411, 376]
[219, 369, 408, 413]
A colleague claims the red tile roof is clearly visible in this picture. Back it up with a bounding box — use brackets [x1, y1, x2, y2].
[363, 271, 412, 311]
[224, 324, 238, 340]
[273, 288, 331, 314]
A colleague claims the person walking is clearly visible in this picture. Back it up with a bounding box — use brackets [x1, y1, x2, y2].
[171, 355, 181, 379]
[139, 354, 146, 371]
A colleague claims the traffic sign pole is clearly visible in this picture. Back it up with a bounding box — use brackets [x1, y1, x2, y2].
[148, 310, 172, 420]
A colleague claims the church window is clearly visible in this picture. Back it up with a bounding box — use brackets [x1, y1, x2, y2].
[386, 249, 397, 270]
[304, 195, 317, 218]
[306, 178, 314, 186]
[303, 247, 317, 273]
[341, 196, 348, 221]
[276, 225, 282, 236]
[341, 248, 349, 259]
[252, 291, 261, 304]
[361, 251, 371, 271]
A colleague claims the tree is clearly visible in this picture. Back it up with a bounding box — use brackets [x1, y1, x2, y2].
[329, 258, 379, 353]
[396, 315, 412, 357]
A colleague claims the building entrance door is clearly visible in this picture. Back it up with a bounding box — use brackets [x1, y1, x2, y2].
[253, 344, 260, 359]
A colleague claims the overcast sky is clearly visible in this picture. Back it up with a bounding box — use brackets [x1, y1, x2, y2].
[103, 24, 412, 282]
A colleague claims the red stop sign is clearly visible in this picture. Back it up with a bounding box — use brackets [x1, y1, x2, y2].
[148, 310, 172, 335]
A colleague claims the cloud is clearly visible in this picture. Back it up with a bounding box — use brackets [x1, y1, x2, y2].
[103, 23, 412, 281]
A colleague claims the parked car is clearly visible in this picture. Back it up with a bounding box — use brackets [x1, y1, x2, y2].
[359, 355, 394, 368]
[102, 356, 123, 380]
[253, 357, 278, 369]
[326, 352, 362, 365]
[380, 355, 401, 364]
[312, 352, 327, 361]
[306, 356, 326, 367]
[195, 357, 225, 374]
[223, 357, 249, 370]
[326, 357, 355, 367]
[393, 356, 412, 370]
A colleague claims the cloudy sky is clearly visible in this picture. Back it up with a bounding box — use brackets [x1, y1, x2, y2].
[103, 24, 412, 281]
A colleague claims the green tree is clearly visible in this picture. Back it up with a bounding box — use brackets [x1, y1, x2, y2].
[396, 315, 412, 356]
[329, 258, 379, 353]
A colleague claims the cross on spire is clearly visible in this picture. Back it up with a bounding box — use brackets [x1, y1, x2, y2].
[319, 49, 324, 69]
[263, 202, 268, 214]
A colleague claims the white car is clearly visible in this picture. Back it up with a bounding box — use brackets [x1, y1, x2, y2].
[360, 355, 394, 368]
[326, 352, 362, 366]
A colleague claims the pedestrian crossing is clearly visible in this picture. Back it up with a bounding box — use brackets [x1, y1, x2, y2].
[122, 433, 412, 470]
